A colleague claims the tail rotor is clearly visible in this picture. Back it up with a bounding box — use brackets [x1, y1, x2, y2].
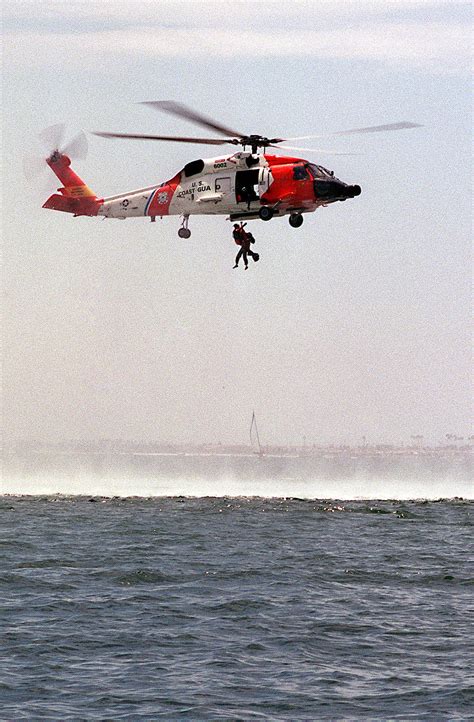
[38, 123, 66, 155]
[23, 124, 88, 188]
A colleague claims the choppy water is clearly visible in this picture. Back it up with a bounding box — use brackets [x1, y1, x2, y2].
[1, 454, 473, 719]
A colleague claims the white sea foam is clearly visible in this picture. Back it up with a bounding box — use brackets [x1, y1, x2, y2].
[2, 472, 472, 500]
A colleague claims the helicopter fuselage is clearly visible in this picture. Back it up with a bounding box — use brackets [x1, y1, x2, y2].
[43, 150, 361, 232]
[97, 151, 360, 222]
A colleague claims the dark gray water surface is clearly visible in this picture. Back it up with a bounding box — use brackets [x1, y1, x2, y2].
[1, 495, 472, 720]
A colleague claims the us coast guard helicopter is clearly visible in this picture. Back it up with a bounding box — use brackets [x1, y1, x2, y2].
[38, 101, 422, 238]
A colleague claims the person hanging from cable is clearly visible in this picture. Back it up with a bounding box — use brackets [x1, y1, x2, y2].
[232, 222, 259, 270]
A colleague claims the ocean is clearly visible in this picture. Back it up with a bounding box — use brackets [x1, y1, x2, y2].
[1, 451, 473, 720]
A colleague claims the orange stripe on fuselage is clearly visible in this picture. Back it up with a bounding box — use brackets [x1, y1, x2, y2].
[147, 174, 180, 216]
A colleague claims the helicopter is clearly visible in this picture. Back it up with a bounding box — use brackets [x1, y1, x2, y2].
[40, 101, 422, 238]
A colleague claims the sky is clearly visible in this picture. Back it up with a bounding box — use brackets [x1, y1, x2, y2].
[2, 0, 472, 447]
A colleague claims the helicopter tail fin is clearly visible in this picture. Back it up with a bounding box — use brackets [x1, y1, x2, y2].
[42, 152, 101, 215]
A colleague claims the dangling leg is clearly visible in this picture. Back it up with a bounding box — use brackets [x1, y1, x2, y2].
[234, 248, 243, 268]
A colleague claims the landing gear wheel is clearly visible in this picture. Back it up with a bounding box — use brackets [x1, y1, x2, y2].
[258, 206, 274, 221]
[289, 213, 303, 228]
[178, 214, 191, 238]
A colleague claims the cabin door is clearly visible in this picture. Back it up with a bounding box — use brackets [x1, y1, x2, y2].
[235, 169, 259, 205]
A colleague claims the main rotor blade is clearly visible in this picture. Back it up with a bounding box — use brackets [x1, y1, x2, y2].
[273, 144, 360, 156]
[140, 100, 245, 138]
[286, 121, 423, 141]
[93, 131, 237, 146]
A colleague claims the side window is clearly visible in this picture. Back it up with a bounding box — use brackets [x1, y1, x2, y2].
[184, 159, 205, 177]
[293, 165, 309, 181]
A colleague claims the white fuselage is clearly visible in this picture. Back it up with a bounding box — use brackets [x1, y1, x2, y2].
[98, 152, 273, 219]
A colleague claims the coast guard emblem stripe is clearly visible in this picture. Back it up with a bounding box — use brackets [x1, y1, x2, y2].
[144, 189, 157, 216]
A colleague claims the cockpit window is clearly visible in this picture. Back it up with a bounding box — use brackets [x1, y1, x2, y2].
[308, 163, 334, 179]
[293, 165, 310, 180]
[320, 165, 334, 177]
[184, 159, 205, 177]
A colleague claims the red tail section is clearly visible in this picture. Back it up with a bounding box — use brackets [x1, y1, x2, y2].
[43, 153, 101, 216]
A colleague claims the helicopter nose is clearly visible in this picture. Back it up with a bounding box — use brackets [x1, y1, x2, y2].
[313, 180, 362, 201]
[346, 184, 361, 197]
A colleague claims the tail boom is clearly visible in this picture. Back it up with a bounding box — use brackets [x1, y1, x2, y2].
[43, 153, 102, 216]
[42, 153, 179, 219]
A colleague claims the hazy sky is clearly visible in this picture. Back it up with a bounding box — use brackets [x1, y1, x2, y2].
[2, 0, 472, 446]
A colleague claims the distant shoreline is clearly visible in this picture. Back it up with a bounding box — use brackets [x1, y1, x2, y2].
[5, 443, 473, 460]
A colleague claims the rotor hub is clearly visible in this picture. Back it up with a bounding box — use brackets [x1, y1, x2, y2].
[239, 135, 284, 153]
[48, 150, 61, 163]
